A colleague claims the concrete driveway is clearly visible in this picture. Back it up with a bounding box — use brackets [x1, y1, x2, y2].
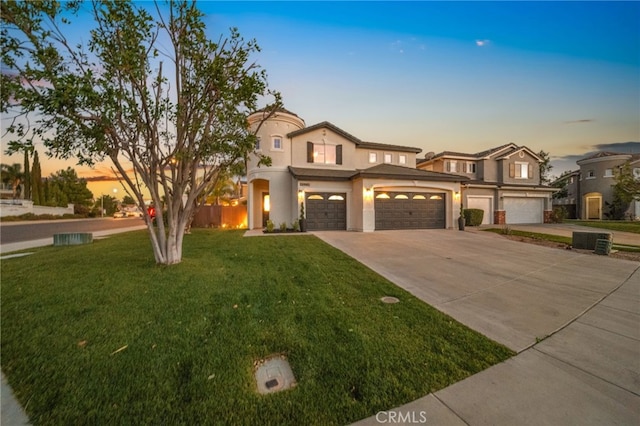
[314, 229, 640, 425]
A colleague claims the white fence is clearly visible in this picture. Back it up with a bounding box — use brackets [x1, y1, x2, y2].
[0, 199, 74, 217]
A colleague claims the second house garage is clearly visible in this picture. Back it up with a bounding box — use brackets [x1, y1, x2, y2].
[375, 191, 446, 230]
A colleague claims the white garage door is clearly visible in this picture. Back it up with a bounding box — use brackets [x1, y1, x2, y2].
[504, 198, 543, 224]
[467, 197, 492, 225]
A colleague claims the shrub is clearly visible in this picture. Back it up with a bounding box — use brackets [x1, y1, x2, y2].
[551, 206, 567, 223]
[279, 222, 287, 232]
[265, 220, 274, 233]
[463, 208, 484, 226]
[292, 220, 300, 232]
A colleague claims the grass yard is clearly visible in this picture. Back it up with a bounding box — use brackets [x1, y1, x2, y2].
[564, 219, 640, 234]
[1, 230, 513, 425]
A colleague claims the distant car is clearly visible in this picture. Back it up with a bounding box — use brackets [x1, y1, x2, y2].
[113, 211, 127, 218]
[126, 210, 143, 217]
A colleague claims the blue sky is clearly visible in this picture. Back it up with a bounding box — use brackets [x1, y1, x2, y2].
[198, 1, 639, 176]
[2, 1, 639, 194]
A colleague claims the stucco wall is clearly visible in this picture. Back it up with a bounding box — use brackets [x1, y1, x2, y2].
[0, 200, 74, 217]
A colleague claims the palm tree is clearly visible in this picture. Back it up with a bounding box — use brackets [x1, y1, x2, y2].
[1, 163, 24, 199]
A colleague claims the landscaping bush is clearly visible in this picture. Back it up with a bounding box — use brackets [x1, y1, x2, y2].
[551, 206, 567, 223]
[463, 208, 484, 226]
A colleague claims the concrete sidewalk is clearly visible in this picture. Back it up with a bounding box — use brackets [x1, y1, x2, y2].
[312, 229, 639, 425]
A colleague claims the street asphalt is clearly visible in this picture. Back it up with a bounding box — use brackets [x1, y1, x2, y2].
[2, 224, 639, 425]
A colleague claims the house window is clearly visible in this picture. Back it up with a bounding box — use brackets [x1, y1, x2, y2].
[634, 168, 640, 178]
[586, 170, 595, 179]
[384, 153, 392, 164]
[399, 154, 407, 165]
[272, 136, 283, 150]
[569, 176, 574, 184]
[369, 152, 377, 163]
[464, 162, 476, 173]
[604, 168, 614, 177]
[510, 162, 531, 179]
[255, 136, 261, 151]
[307, 142, 342, 164]
[445, 160, 457, 172]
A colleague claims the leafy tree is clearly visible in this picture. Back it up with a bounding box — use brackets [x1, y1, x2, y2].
[0, 163, 23, 199]
[538, 150, 553, 185]
[31, 150, 43, 205]
[46, 168, 94, 211]
[606, 162, 640, 220]
[2, 0, 279, 264]
[122, 195, 136, 205]
[94, 194, 118, 216]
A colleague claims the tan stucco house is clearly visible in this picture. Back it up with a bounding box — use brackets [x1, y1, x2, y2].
[247, 109, 466, 231]
[553, 152, 640, 220]
[417, 144, 556, 224]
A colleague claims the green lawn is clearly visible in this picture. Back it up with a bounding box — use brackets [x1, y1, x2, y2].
[565, 219, 640, 234]
[1, 230, 513, 425]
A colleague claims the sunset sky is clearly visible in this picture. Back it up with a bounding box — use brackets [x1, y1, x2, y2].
[1, 1, 639, 198]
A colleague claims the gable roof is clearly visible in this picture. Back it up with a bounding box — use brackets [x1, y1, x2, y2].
[288, 164, 467, 183]
[287, 121, 422, 153]
[417, 143, 542, 165]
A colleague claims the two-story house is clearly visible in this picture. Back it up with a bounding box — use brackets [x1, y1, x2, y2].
[246, 108, 466, 231]
[416, 144, 556, 224]
[551, 170, 580, 219]
[572, 152, 640, 220]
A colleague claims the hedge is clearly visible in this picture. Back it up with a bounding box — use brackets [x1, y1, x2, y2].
[463, 208, 484, 226]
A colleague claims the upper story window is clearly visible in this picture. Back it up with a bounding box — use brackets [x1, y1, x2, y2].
[603, 168, 614, 177]
[384, 153, 392, 164]
[369, 152, 377, 163]
[586, 170, 595, 179]
[463, 162, 476, 173]
[445, 160, 457, 172]
[272, 136, 283, 151]
[510, 162, 532, 179]
[399, 154, 407, 165]
[307, 142, 342, 165]
[255, 136, 261, 151]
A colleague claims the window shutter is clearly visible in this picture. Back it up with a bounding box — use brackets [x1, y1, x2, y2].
[307, 142, 314, 163]
[509, 163, 515, 178]
[336, 145, 342, 165]
[528, 164, 533, 179]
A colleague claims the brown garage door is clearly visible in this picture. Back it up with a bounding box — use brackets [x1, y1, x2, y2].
[375, 191, 445, 230]
[306, 193, 347, 230]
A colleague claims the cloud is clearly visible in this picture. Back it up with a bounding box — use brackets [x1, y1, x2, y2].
[550, 141, 640, 176]
[475, 39, 490, 47]
[563, 119, 595, 124]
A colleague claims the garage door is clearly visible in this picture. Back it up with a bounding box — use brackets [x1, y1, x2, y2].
[503, 198, 543, 224]
[306, 193, 346, 230]
[467, 196, 492, 225]
[375, 192, 445, 230]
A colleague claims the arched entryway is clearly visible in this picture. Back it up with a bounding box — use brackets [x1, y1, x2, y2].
[584, 193, 602, 220]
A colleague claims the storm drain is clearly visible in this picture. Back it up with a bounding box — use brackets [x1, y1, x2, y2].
[380, 296, 400, 304]
[254, 355, 296, 394]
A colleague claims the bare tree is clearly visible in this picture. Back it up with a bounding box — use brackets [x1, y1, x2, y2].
[2, 0, 279, 264]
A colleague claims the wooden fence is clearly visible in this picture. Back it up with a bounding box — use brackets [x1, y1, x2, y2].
[191, 205, 247, 229]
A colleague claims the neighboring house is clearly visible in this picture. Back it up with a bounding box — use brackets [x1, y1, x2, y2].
[246, 108, 467, 231]
[416, 143, 556, 224]
[557, 152, 640, 220]
[551, 170, 580, 219]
